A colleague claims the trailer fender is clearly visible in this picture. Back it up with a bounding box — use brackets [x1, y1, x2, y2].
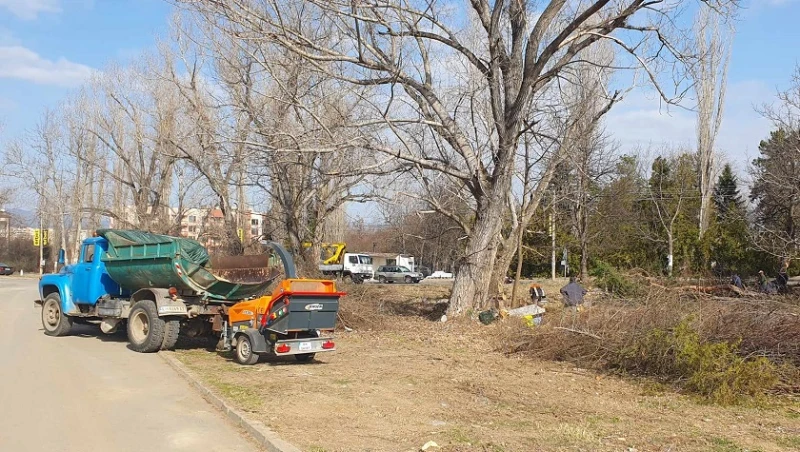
[130, 288, 189, 317]
[234, 329, 269, 354]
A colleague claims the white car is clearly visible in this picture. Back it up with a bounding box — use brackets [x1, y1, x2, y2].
[427, 271, 453, 279]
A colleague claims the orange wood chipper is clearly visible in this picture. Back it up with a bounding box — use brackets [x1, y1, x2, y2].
[222, 242, 344, 365]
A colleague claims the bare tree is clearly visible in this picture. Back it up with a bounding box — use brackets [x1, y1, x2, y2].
[87, 64, 179, 232]
[694, 4, 733, 238]
[645, 152, 697, 277]
[496, 42, 620, 294]
[176, 0, 739, 314]
[170, 12, 384, 266]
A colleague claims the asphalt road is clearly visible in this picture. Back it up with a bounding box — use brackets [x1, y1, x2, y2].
[0, 277, 259, 452]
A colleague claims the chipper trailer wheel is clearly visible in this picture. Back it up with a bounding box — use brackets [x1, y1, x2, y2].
[235, 334, 259, 365]
[41, 293, 73, 337]
[295, 353, 316, 363]
[127, 299, 169, 353]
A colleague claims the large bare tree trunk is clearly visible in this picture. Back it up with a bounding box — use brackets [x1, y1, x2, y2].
[449, 197, 505, 314]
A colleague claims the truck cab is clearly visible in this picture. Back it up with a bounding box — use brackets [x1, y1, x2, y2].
[39, 237, 125, 316]
[319, 249, 374, 283]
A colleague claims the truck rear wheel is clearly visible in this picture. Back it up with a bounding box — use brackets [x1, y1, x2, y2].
[127, 300, 167, 353]
[235, 334, 259, 365]
[42, 293, 72, 337]
[161, 318, 180, 351]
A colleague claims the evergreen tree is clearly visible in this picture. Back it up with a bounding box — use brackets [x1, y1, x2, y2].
[707, 164, 750, 274]
[750, 129, 800, 252]
[713, 164, 744, 218]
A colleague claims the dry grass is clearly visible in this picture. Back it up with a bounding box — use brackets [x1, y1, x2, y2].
[173, 283, 800, 452]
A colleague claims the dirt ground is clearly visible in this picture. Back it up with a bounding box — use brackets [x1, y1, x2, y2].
[173, 282, 800, 452]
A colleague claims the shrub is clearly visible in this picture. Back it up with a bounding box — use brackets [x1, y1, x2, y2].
[611, 319, 779, 404]
[590, 261, 640, 297]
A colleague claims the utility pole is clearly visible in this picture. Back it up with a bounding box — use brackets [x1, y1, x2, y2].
[550, 210, 556, 280]
[38, 213, 44, 276]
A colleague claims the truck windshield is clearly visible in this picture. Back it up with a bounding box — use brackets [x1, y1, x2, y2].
[358, 256, 372, 264]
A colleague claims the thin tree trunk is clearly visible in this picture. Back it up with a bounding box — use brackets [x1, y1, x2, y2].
[667, 232, 674, 277]
[510, 225, 525, 309]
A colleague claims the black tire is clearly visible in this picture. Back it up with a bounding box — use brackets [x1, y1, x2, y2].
[161, 318, 181, 350]
[41, 293, 73, 337]
[295, 353, 316, 363]
[235, 335, 259, 365]
[127, 299, 167, 353]
[404, 275, 412, 284]
[350, 274, 363, 284]
[378, 275, 386, 284]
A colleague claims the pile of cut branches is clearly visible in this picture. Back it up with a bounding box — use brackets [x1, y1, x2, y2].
[504, 288, 800, 403]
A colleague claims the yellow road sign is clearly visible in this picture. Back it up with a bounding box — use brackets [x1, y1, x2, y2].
[33, 229, 41, 247]
[42, 229, 48, 246]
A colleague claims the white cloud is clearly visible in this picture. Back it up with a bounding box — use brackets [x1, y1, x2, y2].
[0, 0, 60, 20]
[0, 45, 93, 87]
[605, 80, 778, 168]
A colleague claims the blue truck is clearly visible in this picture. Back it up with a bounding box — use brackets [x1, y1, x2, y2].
[36, 229, 281, 353]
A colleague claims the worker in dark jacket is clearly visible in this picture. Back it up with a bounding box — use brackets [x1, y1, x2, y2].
[560, 277, 587, 307]
[731, 274, 745, 290]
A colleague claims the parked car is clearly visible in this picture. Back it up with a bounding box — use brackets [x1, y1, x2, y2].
[0, 263, 14, 275]
[428, 271, 453, 279]
[418, 266, 432, 278]
[375, 265, 423, 283]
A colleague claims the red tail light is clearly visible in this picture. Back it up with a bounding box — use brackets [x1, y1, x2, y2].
[322, 340, 335, 350]
[276, 343, 291, 354]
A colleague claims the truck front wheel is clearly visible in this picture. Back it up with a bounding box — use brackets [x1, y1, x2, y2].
[127, 300, 167, 353]
[234, 334, 259, 365]
[42, 293, 73, 337]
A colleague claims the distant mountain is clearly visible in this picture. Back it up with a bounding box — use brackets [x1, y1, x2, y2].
[2, 208, 111, 229]
[5, 209, 36, 228]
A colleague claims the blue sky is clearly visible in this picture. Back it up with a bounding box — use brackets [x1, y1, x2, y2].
[0, 0, 799, 185]
[0, 0, 172, 135]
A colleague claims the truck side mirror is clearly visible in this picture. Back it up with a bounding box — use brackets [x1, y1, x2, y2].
[57, 249, 65, 266]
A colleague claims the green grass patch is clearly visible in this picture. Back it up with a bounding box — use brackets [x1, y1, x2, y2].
[777, 435, 800, 449]
[208, 381, 262, 412]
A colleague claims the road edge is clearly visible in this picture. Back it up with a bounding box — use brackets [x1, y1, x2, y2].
[160, 352, 302, 452]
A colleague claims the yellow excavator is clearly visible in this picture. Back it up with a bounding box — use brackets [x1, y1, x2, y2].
[321, 243, 347, 265]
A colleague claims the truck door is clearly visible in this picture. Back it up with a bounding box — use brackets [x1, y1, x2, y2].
[72, 243, 98, 304]
[346, 254, 359, 274]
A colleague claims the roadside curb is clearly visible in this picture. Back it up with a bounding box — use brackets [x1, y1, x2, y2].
[160, 352, 302, 452]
